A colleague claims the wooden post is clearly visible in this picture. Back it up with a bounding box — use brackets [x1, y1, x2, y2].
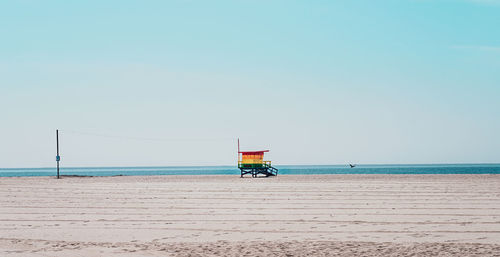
[56, 129, 60, 179]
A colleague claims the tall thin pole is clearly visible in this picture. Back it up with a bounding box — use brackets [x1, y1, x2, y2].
[56, 129, 60, 179]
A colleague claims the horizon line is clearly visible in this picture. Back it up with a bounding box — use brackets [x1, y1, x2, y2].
[2, 162, 500, 170]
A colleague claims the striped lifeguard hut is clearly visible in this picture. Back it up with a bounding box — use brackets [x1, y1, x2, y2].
[238, 139, 278, 178]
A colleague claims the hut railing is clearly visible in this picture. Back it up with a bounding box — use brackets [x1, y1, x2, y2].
[238, 161, 272, 168]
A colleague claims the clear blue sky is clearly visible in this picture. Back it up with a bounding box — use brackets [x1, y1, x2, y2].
[1, 0, 499, 168]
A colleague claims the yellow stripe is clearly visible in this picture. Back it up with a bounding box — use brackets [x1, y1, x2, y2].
[241, 159, 264, 164]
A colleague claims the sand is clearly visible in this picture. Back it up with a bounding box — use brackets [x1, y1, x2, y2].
[0, 174, 499, 256]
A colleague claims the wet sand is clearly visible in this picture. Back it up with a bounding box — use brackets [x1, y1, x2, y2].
[0, 174, 499, 256]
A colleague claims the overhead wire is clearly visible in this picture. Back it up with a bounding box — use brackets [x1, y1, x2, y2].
[60, 130, 236, 142]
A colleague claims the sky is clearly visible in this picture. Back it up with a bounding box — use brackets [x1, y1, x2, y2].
[0, 0, 499, 168]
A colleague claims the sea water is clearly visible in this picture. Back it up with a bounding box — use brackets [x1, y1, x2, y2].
[1, 164, 499, 177]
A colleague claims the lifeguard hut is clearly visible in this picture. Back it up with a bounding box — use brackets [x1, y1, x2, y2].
[238, 139, 278, 178]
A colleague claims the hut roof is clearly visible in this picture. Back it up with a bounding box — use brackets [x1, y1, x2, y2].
[239, 150, 269, 154]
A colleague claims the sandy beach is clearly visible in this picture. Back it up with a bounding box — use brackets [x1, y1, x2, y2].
[0, 174, 499, 256]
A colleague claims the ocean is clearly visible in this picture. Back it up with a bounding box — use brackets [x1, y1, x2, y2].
[1, 164, 499, 177]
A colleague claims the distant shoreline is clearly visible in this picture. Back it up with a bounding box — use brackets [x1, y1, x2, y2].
[1, 164, 500, 177]
[2, 163, 500, 170]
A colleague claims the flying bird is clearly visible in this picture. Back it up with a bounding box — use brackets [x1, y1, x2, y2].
[349, 164, 356, 168]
